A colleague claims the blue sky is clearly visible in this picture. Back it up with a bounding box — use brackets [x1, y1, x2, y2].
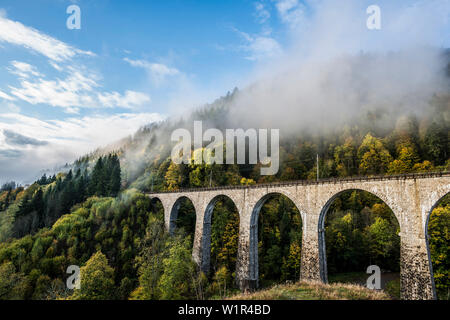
[0, 0, 448, 183]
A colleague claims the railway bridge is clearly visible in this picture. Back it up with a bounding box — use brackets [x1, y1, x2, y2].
[147, 172, 450, 300]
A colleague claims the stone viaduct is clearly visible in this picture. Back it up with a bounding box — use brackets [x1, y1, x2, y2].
[147, 172, 450, 300]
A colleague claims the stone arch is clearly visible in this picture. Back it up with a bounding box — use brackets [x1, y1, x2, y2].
[200, 194, 240, 273]
[424, 191, 449, 300]
[149, 196, 165, 218]
[249, 192, 303, 288]
[318, 183, 403, 227]
[318, 188, 400, 283]
[422, 185, 450, 231]
[148, 195, 165, 209]
[169, 196, 196, 235]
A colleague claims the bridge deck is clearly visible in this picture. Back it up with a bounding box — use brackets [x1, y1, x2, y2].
[147, 171, 450, 194]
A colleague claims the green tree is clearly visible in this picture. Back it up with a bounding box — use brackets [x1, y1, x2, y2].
[88, 157, 105, 196]
[209, 197, 239, 289]
[258, 195, 302, 285]
[158, 237, 197, 300]
[72, 251, 115, 300]
[424, 122, 447, 165]
[334, 138, 357, 177]
[165, 162, 183, 191]
[428, 204, 449, 300]
[0, 262, 29, 299]
[368, 217, 400, 271]
[108, 154, 121, 197]
[134, 216, 167, 300]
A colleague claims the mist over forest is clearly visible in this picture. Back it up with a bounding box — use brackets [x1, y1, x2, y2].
[0, 0, 448, 302]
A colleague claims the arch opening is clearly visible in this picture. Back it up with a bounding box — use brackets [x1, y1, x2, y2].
[169, 196, 196, 247]
[202, 195, 240, 297]
[426, 192, 449, 300]
[249, 193, 303, 289]
[150, 197, 164, 221]
[318, 189, 401, 298]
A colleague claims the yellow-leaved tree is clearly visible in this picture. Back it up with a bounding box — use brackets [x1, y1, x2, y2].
[358, 134, 392, 175]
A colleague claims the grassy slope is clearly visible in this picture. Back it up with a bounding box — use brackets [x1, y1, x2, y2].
[227, 281, 391, 300]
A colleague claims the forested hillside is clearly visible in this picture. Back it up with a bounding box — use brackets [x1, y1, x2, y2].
[0, 53, 449, 300]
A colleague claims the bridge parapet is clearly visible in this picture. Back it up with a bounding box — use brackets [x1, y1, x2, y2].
[147, 171, 449, 195]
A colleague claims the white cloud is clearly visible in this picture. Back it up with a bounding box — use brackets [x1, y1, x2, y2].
[4, 103, 20, 113]
[233, 28, 282, 61]
[0, 112, 165, 151]
[0, 89, 15, 101]
[0, 12, 165, 182]
[124, 58, 180, 85]
[0, 15, 154, 112]
[274, 0, 306, 29]
[0, 15, 94, 62]
[9, 71, 97, 109]
[6, 62, 150, 111]
[8, 60, 43, 78]
[0, 112, 165, 182]
[98, 90, 151, 109]
[65, 107, 80, 115]
[49, 61, 63, 71]
[254, 2, 271, 24]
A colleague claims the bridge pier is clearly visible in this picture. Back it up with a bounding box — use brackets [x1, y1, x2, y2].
[235, 203, 258, 291]
[300, 213, 322, 282]
[400, 236, 435, 300]
[191, 206, 205, 269]
[192, 200, 211, 274]
[396, 180, 437, 300]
